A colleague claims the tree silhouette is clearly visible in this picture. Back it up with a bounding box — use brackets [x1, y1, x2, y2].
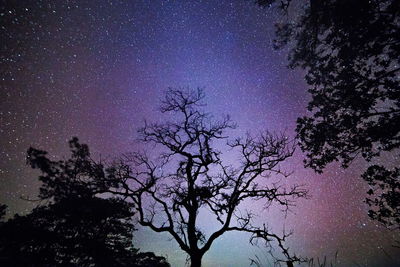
[104, 88, 307, 267]
[0, 138, 170, 267]
[0, 204, 5, 222]
[256, 0, 400, 229]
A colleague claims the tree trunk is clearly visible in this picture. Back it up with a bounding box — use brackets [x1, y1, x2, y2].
[190, 253, 203, 267]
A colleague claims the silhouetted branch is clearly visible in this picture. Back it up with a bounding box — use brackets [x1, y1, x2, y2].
[106, 88, 306, 266]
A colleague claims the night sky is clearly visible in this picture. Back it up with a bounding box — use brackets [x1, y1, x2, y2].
[1, 1, 399, 266]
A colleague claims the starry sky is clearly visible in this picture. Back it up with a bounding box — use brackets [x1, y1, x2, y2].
[1, 1, 399, 266]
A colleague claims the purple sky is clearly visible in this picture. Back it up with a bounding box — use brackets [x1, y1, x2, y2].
[1, 1, 399, 266]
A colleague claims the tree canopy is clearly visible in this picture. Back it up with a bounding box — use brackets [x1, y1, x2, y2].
[0, 138, 170, 267]
[0, 204, 5, 222]
[257, 0, 400, 229]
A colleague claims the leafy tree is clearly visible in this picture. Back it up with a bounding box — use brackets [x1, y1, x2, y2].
[256, 0, 400, 229]
[105, 88, 307, 267]
[0, 138, 170, 267]
[0, 204, 5, 221]
[362, 166, 400, 229]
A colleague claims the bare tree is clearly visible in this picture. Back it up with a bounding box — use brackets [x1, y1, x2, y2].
[107, 88, 307, 267]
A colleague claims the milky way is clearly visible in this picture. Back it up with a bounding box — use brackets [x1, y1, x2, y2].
[1, 1, 399, 266]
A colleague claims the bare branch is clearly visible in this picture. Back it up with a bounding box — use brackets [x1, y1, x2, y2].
[106, 88, 306, 266]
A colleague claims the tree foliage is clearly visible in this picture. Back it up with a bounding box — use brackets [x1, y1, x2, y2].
[0, 138, 170, 267]
[105, 88, 307, 267]
[363, 165, 400, 228]
[0, 204, 6, 222]
[257, 0, 400, 229]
